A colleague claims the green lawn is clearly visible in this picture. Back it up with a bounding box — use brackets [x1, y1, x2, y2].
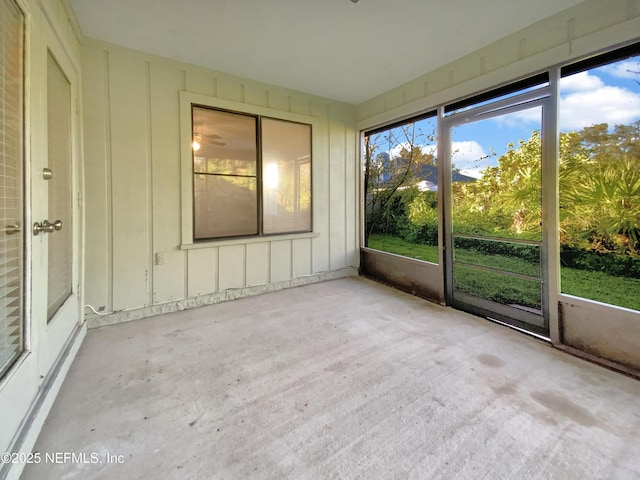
[560, 268, 640, 311]
[367, 234, 440, 263]
[367, 234, 640, 311]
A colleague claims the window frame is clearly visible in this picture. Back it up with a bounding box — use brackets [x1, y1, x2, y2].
[180, 91, 316, 248]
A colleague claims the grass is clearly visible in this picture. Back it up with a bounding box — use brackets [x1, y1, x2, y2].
[367, 234, 439, 263]
[367, 233, 640, 311]
[560, 268, 640, 311]
[454, 246, 540, 277]
[454, 264, 541, 309]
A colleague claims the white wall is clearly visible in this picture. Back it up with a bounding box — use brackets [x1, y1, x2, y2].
[81, 40, 359, 324]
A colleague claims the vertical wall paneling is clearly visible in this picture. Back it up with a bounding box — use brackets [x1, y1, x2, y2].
[218, 245, 245, 291]
[150, 61, 186, 303]
[292, 238, 312, 277]
[329, 107, 347, 270]
[146, 62, 154, 306]
[242, 85, 268, 108]
[185, 67, 215, 96]
[187, 249, 218, 297]
[216, 74, 243, 103]
[311, 102, 330, 273]
[108, 51, 151, 311]
[81, 47, 110, 311]
[82, 39, 358, 319]
[267, 89, 290, 112]
[246, 243, 270, 286]
[270, 240, 292, 283]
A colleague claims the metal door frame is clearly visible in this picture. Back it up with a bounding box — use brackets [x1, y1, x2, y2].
[440, 87, 553, 336]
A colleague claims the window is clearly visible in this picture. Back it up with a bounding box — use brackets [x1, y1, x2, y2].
[363, 112, 439, 264]
[558, 47, 640, 311]
[190, 104, 312, 241]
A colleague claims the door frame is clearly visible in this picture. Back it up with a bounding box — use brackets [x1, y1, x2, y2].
[440, 87, 553, 337]
[32, 9, 84, 379]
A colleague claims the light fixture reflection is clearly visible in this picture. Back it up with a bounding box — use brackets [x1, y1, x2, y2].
[265, 163, 279, 189]
[192, 140, 201, 152]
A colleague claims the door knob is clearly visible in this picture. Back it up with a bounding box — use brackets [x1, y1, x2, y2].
[33, 220, 55, 235]
[52, 219, 62, 231]
[5, 224, 21, 235]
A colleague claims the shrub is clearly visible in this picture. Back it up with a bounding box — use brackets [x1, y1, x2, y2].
[560, 245, 640, 279]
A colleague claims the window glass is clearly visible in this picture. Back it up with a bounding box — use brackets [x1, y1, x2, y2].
[194, 175, 258, 239]
[559, 53, 640, 311]
[364, 114, 439, 264]
[261, 118, 312, 234]
[192, 107, 257, 176]
[47, 51, 73, 320]
[191, 106, 312, 240]
[192, 107, 258, 239]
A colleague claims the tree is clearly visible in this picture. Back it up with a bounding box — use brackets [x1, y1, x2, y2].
[560, 121, 640, 254]
[364, 121, 436, 241]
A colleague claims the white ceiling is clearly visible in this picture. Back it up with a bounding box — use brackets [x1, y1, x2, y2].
[69, 0, 585, 105]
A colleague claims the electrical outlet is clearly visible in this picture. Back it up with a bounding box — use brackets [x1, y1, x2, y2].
[156, 252, 167, 265]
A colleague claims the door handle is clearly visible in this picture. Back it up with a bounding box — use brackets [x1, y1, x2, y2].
[33, 220, 62, 236]
[5, 224, 21, 235]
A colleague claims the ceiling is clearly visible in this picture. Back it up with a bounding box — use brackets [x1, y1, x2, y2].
[69, 0, 585, 105]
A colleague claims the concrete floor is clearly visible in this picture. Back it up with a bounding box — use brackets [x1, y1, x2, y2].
[23, 277, 640, 479]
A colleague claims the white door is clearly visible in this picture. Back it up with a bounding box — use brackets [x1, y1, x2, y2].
[32, 15, 83, 382]
[0, 1, 82, 457]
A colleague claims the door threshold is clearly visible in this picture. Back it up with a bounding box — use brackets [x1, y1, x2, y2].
[486, 316, 550, 342]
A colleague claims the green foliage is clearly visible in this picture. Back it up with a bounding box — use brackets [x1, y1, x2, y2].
[453, 237, 540, 264]
[408, 191, 438, 225]
[365, 118, 640, 309]
[366, 188, 439, 246]
[452, 131, 542, 237]
[561, 245, 640, 279]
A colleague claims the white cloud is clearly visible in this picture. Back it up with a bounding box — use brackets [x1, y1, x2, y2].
[599, 60, 640, 81]
[560, 85, 640, 130]
[559, 71, 604, 92]
[451, 140, 491, 179]
[493, 107, 541, 127]
[490, 80, 640, 132]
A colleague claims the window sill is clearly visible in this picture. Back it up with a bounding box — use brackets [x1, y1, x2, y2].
[180, 232, 320, 250]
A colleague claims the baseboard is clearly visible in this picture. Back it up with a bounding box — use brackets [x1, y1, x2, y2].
[554, 343, 640, 380]
[1, 323, 86, 480]
[87, 267, 359, 329]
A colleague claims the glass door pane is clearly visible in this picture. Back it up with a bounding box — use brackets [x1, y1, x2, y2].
[46, 51, 73, 320]
[0, 0, 24, 377]
[448, 106, 547, 334]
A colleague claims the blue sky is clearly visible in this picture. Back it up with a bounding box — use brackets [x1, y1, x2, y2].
[453, 57, 640, 177]
[384, 55, 640, 179]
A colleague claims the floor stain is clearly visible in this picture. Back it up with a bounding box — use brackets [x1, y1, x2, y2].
[491, 380, 518, 395]
[531, 390, 598, 427]
[477, 353, 505, 368]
